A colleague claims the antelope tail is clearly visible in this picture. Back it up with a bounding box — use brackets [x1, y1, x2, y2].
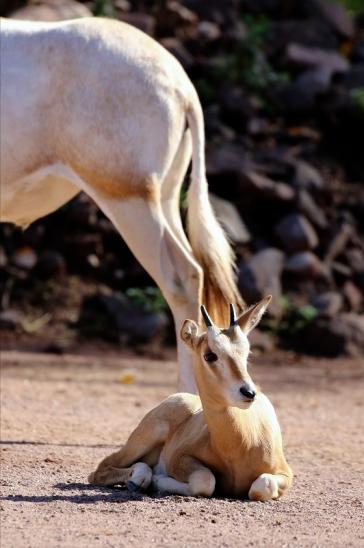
[185, 90, 243, 325]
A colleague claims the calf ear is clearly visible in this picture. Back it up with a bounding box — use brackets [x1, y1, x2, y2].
[180, 319, 200, 349]
[238, 295, 272, 334]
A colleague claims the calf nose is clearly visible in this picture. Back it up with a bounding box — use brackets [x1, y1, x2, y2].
[240, 383, 256, 400]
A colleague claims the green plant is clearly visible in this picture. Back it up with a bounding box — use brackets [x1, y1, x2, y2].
[92, 0, 115, 17]
[125, 286, 167, 314]
[331, 0, 363, 16]
[261, 295, 318, 338]
[351, 88, 364, 115]
[205, 15, 290, 109]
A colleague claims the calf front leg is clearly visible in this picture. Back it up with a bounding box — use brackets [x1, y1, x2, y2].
[153, 457, 216, 497]
[248, 473, 292, 501]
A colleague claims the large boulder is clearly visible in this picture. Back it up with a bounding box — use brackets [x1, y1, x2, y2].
[299, 314, 364, 357]
[238, 248, 284, 317]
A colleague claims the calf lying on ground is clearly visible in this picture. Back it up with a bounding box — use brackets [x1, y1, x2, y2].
[89, 297, 293, 501]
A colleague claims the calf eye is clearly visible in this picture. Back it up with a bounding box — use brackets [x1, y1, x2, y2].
[204, 352, 218, 362]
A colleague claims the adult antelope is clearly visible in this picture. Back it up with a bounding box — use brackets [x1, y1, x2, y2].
[89, 298, 293, 501]
[0, 17, 242, 393]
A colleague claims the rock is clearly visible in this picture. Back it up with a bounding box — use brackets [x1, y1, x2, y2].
[324, 223, 353, 262]
[285, 251, 327, 278]
[339, 65, 364, 91]
[275, 214, 318, 252]
[159, 38, 194, 69]
[239, 171, 295, 202]
[285, 43, 349, 73]
[238, 248, 284, 317]
[267, 20, 339, 55]
[120, 13, 156, 36]
[313, 0, 354, 39]
[352, 43, 364, 63]
[310, 291, 343, 317]
[197, 21, 221, 42]
[249, 329, 274, 353]
[11, 0, 92, 21]
[299, 314, 364, 357]
[343, 281, 363, 312]
[274, 63, 339, 112]
[209, 194, 251, 245]
[345, 249, 364, 291]
[11, 247, 37, 270]
[289, 158, 325, 190]
[204, 104, 236, 139]
[345, 248, 364, 274]
[64, 234, 103, 269]
[156, 1, 197, 36]
[35, 251, 66, 279]
[0, 310, 20, 330]
[297, 189, 328, 229]
[219, 86, 259, 126]
[206, 142, 249, 179]
[78, 293, 167, 343]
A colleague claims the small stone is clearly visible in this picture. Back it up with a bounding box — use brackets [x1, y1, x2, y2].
[297, 189, 328, 229]
[325, 223, 353, 262]
[0, 310, 20, 330]
[275, 214, 318, 253]
[285, 43, 349, 73]
[290, 158, 324, 190]
[11, 247, 37, 270]
[197, 21, 221, 42]
[314, 0, 354, 39]
[343, 281, 363, 312]
[285, 251, 327, 278]
[310, 291, 343, 317]
[239, 171, 295, 202]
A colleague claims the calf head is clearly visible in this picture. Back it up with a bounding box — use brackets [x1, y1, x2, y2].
[181, 296, 272, 408]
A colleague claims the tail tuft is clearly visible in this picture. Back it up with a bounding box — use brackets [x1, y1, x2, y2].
[185, 95, 243, 326]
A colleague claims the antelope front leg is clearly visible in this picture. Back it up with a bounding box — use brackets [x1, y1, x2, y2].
[248, 473, 292, 501]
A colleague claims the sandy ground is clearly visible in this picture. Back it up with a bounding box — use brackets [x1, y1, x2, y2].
[1, 349, 364, 547]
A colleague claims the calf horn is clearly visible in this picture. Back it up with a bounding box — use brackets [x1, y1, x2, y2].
[200, 305, 214, 328]
[229, 303, 238, 327]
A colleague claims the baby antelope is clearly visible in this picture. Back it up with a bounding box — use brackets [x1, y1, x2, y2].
[89, 296, 293, 501]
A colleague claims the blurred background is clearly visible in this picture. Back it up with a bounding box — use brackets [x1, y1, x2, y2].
[0, 0, 363, 358]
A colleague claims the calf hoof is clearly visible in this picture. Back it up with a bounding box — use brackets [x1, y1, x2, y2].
[129, 462, 152, 491]
[248, 473, 279, 501]
[127, 480, 141, 493]
[88, 472, 95, 484]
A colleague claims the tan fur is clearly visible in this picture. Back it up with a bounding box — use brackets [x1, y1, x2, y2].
[89, 298, 293, 500]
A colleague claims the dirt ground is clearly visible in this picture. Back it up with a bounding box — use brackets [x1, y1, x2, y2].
[1, 348, 363, 548]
